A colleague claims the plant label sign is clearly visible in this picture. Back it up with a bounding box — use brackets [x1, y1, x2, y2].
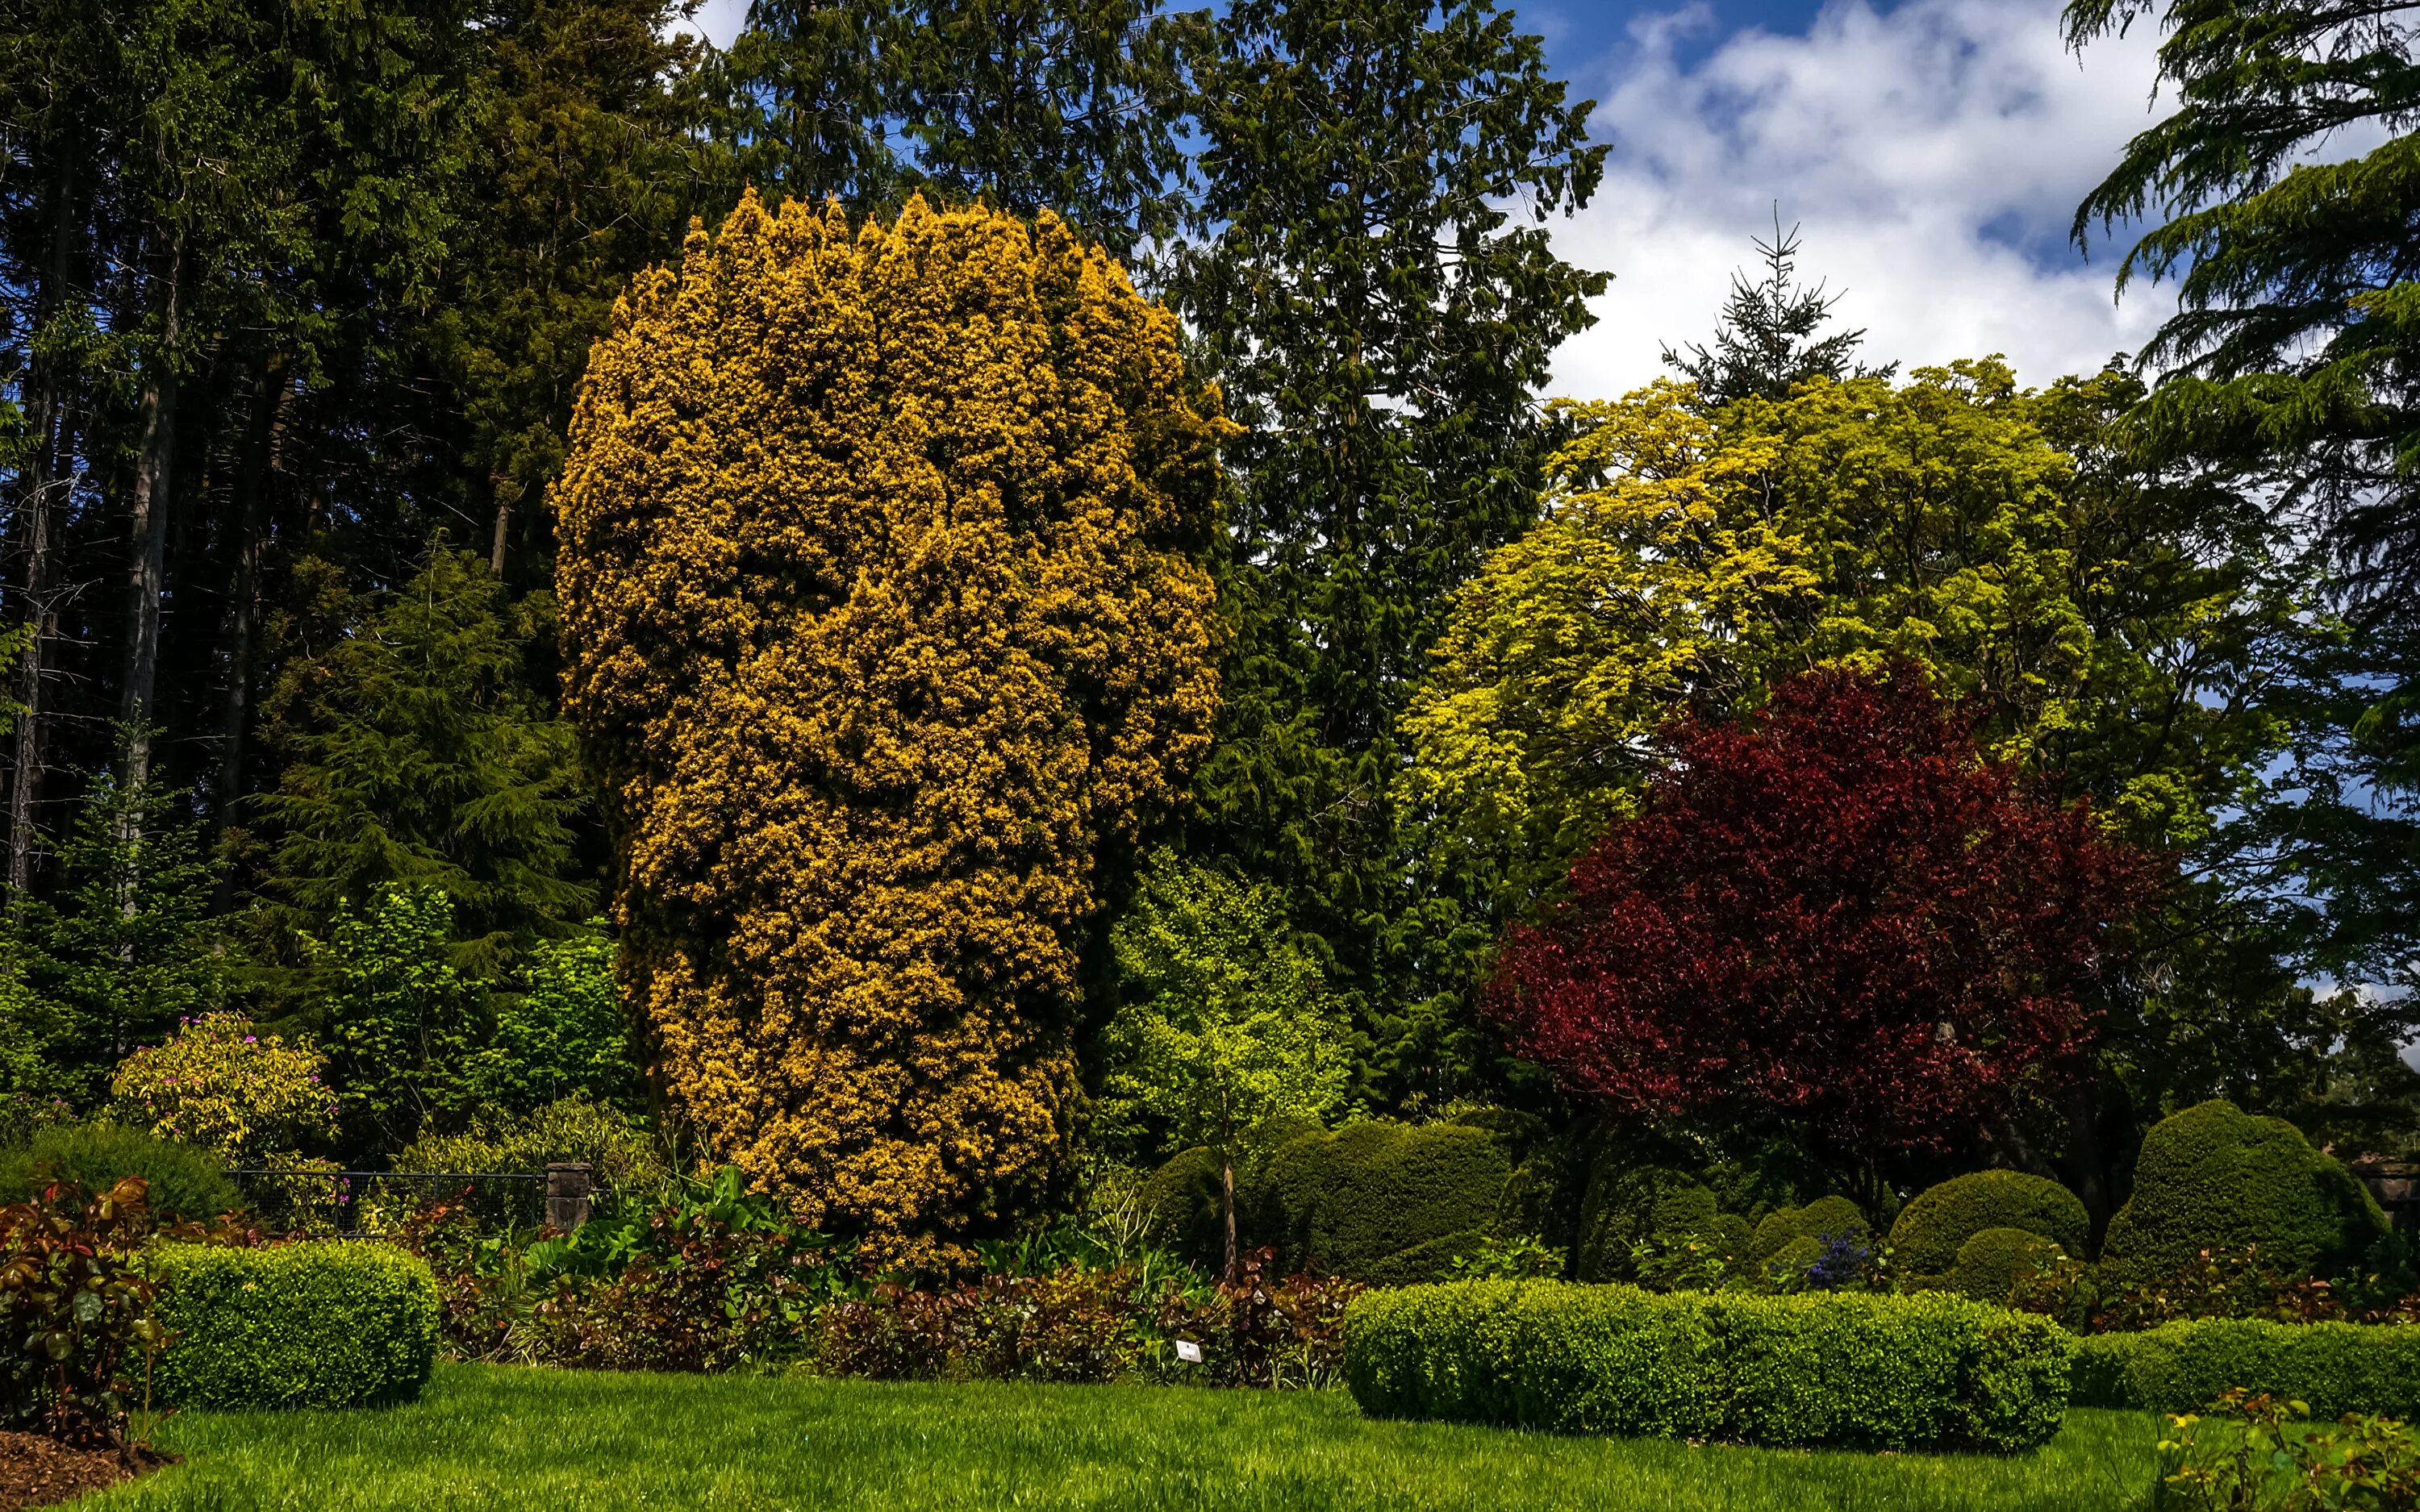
[1175, 1339, 1204, 1364]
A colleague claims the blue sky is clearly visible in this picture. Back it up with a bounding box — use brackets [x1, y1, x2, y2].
[688, 0, 2175, 394]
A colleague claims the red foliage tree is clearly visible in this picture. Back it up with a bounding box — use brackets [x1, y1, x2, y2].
[1485, 664, 2163, 1157]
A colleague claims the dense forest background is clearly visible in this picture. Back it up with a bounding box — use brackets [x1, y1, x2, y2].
[2, 0, 2416, 1210]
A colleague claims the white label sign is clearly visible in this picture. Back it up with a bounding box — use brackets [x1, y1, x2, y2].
[1175, 1339, 1204, 1364]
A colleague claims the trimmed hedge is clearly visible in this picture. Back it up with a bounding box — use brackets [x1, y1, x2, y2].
[1889, 1172, 2089, 1278]
[2072, 1319, 2420, 1418]
[1258, 1122, 1511, 1285]
[1344, 1280, 2075, 1452]
[152, 1240, 440, 1408]
[1944, 1227, 2069, 1304]
[2100, 1100, 2386, 1283]
[0, 1123, 239, 1221]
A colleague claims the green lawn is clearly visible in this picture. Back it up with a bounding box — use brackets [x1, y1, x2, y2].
[88, 1364, 2165, 1512]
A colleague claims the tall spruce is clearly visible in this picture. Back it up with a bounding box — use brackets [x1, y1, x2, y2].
[1169, 0, 1606, 1105]
[1663, 219, 1891, 406]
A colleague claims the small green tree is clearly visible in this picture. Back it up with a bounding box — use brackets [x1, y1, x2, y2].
[15, 769, 223, 1098]
[1101, 851, 1351, 1279]
[471, 930, 638, 1113]
[319, 885, 478, 1152]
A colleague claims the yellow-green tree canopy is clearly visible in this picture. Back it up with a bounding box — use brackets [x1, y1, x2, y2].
[1400, 360, 2321, 936]
[553, 191, 1229, 1265]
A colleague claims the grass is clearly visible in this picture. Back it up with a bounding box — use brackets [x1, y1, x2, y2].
[87, 1364, 2165, 1512]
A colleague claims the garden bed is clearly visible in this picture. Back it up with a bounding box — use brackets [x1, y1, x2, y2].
[0, 1435, 173, 1512]
[81, 1362, 2161, 1511]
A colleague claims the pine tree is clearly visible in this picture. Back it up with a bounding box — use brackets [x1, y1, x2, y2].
[1662, 217, 1891, 406]
[15, 766, 223, 1099]
[1168, 0, 1606, 1106]
[243, 543, 594, 989]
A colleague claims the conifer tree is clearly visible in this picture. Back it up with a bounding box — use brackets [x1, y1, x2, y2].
[554, 194, 1226, 1264]
[1663, 218, 1890, 406]
[244, 544, 593, 988]
[1168, 0, 1606, 1105]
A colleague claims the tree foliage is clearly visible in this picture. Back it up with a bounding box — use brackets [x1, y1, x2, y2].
[319, 884, 478, 1153]
[107, 1012, 334, 1165]
[1487, 667, 2162, 1169]
[1663, 219, 1890, 406]
[554, 193, 1227, 1264]
[1168, 0, 1607, 1106]
[1101, 850, 1350, 1273]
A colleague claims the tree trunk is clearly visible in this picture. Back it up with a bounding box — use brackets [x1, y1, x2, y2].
[8, 147, 79, 899]
[1221, 1156, 1238, 1284]
[490, 475, 515, 575]
[214, 353, 286, 865]
[2059, 1077, 2113, 1241]
[122, 237, 183, 794]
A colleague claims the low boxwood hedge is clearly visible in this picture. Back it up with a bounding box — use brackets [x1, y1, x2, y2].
[1343, 1280, 2074, 1452]
[151, 1240, 440, 1409]
[2072, 1319, 2420, 1418]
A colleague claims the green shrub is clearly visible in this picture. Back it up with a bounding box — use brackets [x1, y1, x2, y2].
[1574, 1163, 1732, 1282]
[0, 1123, 238, 1221]
[1889, 1172, 2090, 1278]
[1945, 1227, 2070, 1305]
[2072, 1319, 2420, 1418]
[152, 1240, 440, 1408]
[1752, 1196, 1870, 1266]
[1343, 1280, 2075, 1452]
[2100, 1101, 2386, 1285]
[1258, 1122, 1511, 1285]
[399, 1097, 670, 1197]
[1137, 1146, 1228, 1271]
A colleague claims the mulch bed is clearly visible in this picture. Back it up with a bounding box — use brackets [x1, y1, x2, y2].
[0, 1433, 177, 1510]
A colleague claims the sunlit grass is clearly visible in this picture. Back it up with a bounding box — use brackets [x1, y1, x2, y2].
[90, 1362, 2163, 1511]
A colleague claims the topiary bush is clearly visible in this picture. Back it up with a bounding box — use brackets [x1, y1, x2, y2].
[1344, 1280, 2075, 1452]
[1137, 1146, 1227, 1271]
[152, 1240, 440, 1408]
[2099, 1100, 2386, 1285]
[1573, 1163, 1733, 1282]
[1888, 1171, 2089, 1279]
[2072, 1318, 2420, 1418]
[0, 1123, 238, 1222]
[1752, 1195, 1870, 1266]
[1258, 1122, 1512, 1285]
[1945, 1227, 2071, 1305]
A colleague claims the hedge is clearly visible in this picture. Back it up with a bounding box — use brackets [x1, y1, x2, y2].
[1751, 1195, 1870, 1270]
[1575, 1164, 1731, 1281]
[152, 1240, 440, 1408]
[1, 1123, 240, 1221]
[1344, 1280, 2075, 1452]
[1258, 1122, 1511, 1285]
[2072, 1320, 2420, 1418]
[1889, 1172, 2089, 1278]
[2099, 1100, 2385, 1284]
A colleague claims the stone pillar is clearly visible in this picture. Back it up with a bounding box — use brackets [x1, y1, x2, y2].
[544, 1162, 594, 1231]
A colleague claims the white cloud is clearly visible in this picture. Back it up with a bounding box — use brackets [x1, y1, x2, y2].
[686, 0, 747, 48]
[1546, 0, 2179, 399]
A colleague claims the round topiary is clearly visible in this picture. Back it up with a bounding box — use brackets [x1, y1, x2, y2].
[2101, 1099, 2389, 1284]
[1945, 1227, 2069, 1305]
[1751, 1195, 1870, 1266]
[1574, 1162, 1729, 1281]
[1137, 1146, 1226, 1271]
[1260, 1120, 1512, 1284]
[1888, 1171, 2091, 1277]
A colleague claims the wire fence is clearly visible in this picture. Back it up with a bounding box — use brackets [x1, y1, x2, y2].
[227, 1168, 549, 1237]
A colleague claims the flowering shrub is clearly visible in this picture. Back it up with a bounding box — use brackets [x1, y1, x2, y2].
[0, 1177, 172, 1446]
[109, 1013, 334, 1164]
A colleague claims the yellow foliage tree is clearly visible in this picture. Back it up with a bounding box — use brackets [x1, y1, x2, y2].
[552, 192, 1228, 1264]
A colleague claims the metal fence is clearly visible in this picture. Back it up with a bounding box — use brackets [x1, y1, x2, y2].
[228, 1168, 548, 1237]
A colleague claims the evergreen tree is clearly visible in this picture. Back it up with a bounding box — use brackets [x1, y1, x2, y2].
[1168, 0, 1606, 1106]
[243, 543, 594, 988]
[1663, 218, 1891, 406]
[2067, 0, 2420, 988]
[15, 766, 223, 1098]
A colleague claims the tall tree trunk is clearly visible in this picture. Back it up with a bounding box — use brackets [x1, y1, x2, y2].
[1222, 1156, 1238, 1284]
[9, 147, 80, 899]
[213, 352, 286, 899]
[122, 238, 184, 794]
[490, 475, 515, 575]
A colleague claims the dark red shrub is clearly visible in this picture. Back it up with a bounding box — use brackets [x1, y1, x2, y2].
[1, 1178, 172, 1446]
[1487, 665, 2160, 1158]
